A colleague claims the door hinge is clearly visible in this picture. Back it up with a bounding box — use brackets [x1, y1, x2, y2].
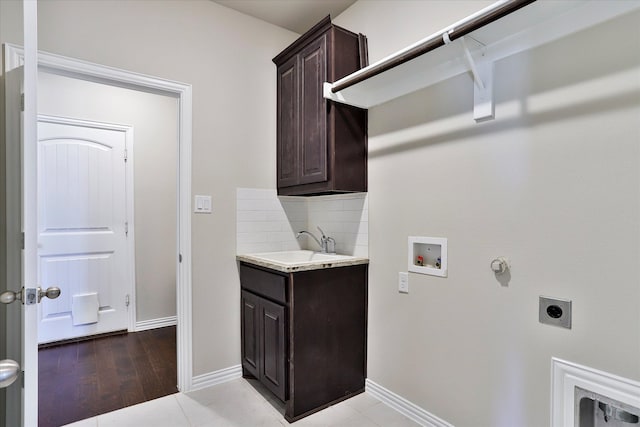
[20, 93, 25, 112]
[125, 294, 130, 307]
[124, 148, 128, 162]
[179, 253, 182, 263]
[20, 232, 25, 250]
[125, 221, 129, 236]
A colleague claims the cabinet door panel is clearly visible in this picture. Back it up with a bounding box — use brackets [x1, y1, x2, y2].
[299, 35, 327, 185]
[241, 291, 260, 378]
[277, 56, 299, 188]
[261, 298, 287, 401]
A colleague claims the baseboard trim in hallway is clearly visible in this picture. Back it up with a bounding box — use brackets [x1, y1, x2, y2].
[135, 315, 178, 331]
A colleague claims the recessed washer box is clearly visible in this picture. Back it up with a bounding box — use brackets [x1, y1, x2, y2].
[408, 236, 448, 277]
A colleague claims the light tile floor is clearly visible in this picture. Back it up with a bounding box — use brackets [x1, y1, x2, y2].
[63, 378, 420, 427]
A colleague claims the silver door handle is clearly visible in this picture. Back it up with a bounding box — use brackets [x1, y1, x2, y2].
[38, 286, 61, 302]
[0, 288, 23, 305]
[1, 286, 61, 305]
[0, 359, 20, 388]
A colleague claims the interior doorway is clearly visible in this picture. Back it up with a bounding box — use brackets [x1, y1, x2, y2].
[26, 49, 194, 398]
[34, 64, 183, 423]
[2, 44, 194, 426]
[37, 71, 180, 341]
[4, 44, 193, 424]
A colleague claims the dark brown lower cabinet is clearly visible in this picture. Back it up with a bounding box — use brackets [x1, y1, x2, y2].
[241, 290, 260, 378]
[241, 290, 287, 401]
[240, 262, 368, 423]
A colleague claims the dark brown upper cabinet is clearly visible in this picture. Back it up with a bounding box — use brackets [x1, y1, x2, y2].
[273, 16, 368, 196]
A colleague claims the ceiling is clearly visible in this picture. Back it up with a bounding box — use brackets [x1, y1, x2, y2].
[211, 0, 358, 34]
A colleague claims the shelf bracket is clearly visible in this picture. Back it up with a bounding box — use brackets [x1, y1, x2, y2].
[460, 36, 494, 122]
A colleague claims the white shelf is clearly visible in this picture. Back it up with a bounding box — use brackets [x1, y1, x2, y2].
[324, 0, 640, 120]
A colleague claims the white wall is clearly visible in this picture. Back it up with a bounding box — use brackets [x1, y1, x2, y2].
[0, 0, 22, 47]
[35, 0, 298, 376]
[335, 2, 640, 426]
[37, 72, 178, 323]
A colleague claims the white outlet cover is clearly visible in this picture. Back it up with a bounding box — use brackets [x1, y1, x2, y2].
[399, 272, 409, 293]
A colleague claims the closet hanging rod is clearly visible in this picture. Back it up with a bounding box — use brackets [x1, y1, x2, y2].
[330, 0, 536, 94]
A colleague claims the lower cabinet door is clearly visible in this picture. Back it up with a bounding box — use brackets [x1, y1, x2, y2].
[241, 291, 260, 378]
[260, 298, 287, 401]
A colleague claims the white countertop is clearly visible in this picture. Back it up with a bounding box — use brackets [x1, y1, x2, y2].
[236, 250, 369, 273]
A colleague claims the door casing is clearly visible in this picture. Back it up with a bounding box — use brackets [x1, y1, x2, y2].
[5, 43, 194, 395]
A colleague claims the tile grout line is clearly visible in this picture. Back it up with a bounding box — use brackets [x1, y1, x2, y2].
[172, 393, 195, 427]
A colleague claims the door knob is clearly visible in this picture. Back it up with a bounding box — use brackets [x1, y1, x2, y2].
[1, 287, 61, 304]
[38, 286, 61, 302]
[0, 289, 23, 305]
[0, 359, 20, 388]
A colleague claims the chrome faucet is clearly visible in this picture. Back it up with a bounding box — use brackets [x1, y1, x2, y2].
[296, 226, 336, 254]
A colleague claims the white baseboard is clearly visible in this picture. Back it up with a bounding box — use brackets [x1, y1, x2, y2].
[135, 315, 177, 331]
[191, 365, 243, 391]
[366, 379, 454, 427]
[186, 370, 452, 426]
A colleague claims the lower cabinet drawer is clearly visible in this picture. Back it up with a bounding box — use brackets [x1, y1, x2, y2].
[240, 264, 287, 304]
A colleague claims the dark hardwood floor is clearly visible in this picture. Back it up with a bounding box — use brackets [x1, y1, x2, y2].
[38, 326, 178, 427]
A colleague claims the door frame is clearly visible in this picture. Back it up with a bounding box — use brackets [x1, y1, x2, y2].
[4, 43, 194, 393]
[37, 115, 137, 337]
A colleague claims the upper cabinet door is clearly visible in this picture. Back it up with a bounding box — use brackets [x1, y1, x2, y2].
[298, 35, 327, 186]
[276, 55, 299, 188]
[273, 16, 367, 196]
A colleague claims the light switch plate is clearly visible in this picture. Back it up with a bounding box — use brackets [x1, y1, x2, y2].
[194, 195, 212, 214]
[399, 272, 409, 293]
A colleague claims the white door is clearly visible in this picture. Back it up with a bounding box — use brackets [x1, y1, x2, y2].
[36, 117, 133, 344]
[1, 2, 40, 426]
[1, 54, 28, 427]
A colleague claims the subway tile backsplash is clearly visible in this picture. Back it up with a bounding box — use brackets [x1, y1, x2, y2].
[236, 188, 304, 254]
[307, 194, 368, 258]
[236, 188, 368, 257]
